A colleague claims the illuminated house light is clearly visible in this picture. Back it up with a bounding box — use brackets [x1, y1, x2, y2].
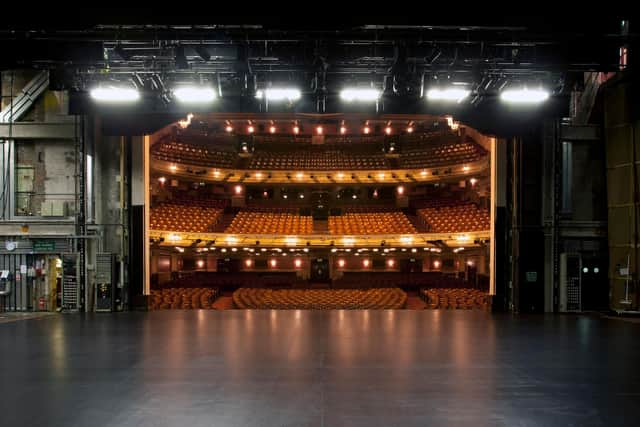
[340, 126, 347, 134]
[293, 125, 300, 134]
[247, 125, 255, 133]
[269, 125, 277, 134]
[158, 176, 166, 184]
[257, 88, 302, 102]
[225, 125, 233, 133]
[173, 86, 216, 103]
[245, 259, 253, 267]
[234, 185, 243, 195]
[340, 88, 381, 102]
[90, 87, 140, 102]
[170, 164, 178, 172]
[294, 259, 302, 268]
[363, 126, 371, 134]
[270, 259, 278, 268]
[385, 126, 392, 135]
[226, 236, 239, 245]
[387, 259, 395, 267]
[168, 234, 181, 242]
[500, 88, 550, 104]
[316, 126, 323, 135]
[426, 87, 470, 102]
[338, 259, 346, 268]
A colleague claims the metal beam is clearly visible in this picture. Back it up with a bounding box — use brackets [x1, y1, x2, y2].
[0, 122, 75, 139]
[0, 71, 49, 123]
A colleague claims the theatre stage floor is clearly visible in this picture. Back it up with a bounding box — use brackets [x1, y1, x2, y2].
[1, 310, 639, 426]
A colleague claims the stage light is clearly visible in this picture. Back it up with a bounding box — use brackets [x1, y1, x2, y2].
[500, 88, 549, 104]
[340, 88, 381, 102]
[426, 87, 470, 102]
[195, 44, 211, 61]
[90, 87, 140, 102]
[256, 88, 301, 102]
[173, 86, 216, 103]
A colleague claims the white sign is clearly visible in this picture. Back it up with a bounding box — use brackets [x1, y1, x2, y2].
[20, 265, 27, 274]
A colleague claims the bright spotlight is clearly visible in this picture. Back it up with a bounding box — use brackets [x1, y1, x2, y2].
[340, 88, 381, 102]
[256, 88, 301, 102]
[173, 87, 216, 103]
[500, 88, 550, 104]
[426, 87, 470, 102]
[90, 87, 140, 102]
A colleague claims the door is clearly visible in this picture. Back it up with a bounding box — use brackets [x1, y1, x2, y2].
[310, 258, 330, 282]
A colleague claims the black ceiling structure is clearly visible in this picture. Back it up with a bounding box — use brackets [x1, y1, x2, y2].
[0, 17, 635, 135]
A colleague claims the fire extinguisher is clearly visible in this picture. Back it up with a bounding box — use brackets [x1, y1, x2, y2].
[38, 297, 46, 311]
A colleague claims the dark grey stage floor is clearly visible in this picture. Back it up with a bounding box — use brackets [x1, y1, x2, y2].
[1, 310, 639, 426]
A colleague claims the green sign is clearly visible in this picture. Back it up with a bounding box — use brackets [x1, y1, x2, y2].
[526, 271, 538, 282]
[33, 239, 56, 252]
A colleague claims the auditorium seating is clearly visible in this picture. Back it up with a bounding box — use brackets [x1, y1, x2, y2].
[333, 272, 474, 290]
[158, 272, 302, 291]
[418, 203, 490, 232]
[420, 288, 490, 310]
[399, 137, 488, 169]
[150, 202, 223, 232]
[151, 140, 238, 168]
[329, 211, 416, 234]
[150, 287, 220, 310]
[226, 211, 313, 234]
[233, 287, 407, 309]
[249, 146, 389, 170]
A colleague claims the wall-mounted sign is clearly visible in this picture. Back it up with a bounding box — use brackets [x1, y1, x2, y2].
[33, 239, 56, 252]
[526, 271, 538, 282]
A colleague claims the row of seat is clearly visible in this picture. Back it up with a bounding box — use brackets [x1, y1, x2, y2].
[226, 211, 314, 234]
[150, 287, 220, 310]
[233, 287, 407, 309]
[399, 138, 488, 169]
[151, 138, 486, 171]
[249, 149, 389, 170]
[418, 203, 490, 233]
[334, 272, 473, 289]
[150, 203, 223, 232]
[151, 141, 237, 168]
[420, 288, 491, 310]
[329, 212, 416, 234]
